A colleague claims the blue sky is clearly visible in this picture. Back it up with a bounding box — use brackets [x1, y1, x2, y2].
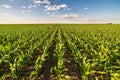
[0, 0, 120, 24]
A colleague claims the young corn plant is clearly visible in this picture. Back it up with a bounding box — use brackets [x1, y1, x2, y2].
[30, 55, 46, 79]
[30, 29, 57, 79]
[9, 51, 31, 79]
[63, 29, 98, 79]
[54, 43, 65, 80]
[53, 29, 66, 80]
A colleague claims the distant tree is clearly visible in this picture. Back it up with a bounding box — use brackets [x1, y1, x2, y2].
[108, 23, 112, 24]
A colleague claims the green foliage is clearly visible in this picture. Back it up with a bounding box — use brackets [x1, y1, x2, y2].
[0, 24, 120, 79]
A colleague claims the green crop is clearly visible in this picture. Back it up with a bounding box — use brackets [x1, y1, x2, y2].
[0, 24, 120, 80]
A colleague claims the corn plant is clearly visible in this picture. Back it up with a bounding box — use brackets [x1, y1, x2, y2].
[53, 28, 67, 80]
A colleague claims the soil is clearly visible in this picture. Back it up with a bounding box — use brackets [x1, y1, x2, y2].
[0, 28, 111, 80]
[61, 29, 82, 80]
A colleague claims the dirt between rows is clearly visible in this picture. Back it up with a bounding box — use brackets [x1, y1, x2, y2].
[0, 29, 82, 80]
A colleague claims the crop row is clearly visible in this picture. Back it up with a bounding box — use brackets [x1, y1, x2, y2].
[0, 24, 120, 80]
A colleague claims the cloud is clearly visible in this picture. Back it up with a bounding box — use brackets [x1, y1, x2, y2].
[3, 4, 12, 9]
[58, 14, 78, 19]
[22, 10, 25, 13]
[47, 12, 50, 14]
[21, 6, 26, 9]
[9, 0, 15, 1]
[2, 13, 9, 16]
[46, 12, 57, 17]
[47, 12, 55, 14]
[83, 17, 95, 21]
[26, 0, 50, 10]
[45, 4, 68, 11]
[27, 10, 32, 13]
[33, 0, 50, 5]
[21, 10, 32, 13]
[84, 7, 88, 10]
[83, 18, 91, 21]
[28, 4, 37, 9]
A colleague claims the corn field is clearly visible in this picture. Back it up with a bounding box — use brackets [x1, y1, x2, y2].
[0, 24, 120, 80]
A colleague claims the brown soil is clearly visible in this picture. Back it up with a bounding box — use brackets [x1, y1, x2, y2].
[61, 29, 82, 80]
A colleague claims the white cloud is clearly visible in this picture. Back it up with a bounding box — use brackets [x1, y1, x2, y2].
[33, 0, 50, 5]
[21, 6, 26, 9]
[84, 7, 88, 10]
[2, 13, 9, 16]
[83, 18, 90, 21]
[81, 17, 99, 23]
[22, 10, 25, 13]
[45, 4, 68, 11]
[47, 12, 57, 15]
[64, 8, 71, 10]
[9, 0, 15, 1]
[58, 14, 78, 19]
[51, 14, 55, 17]
[28, 4, 37, 9]
[21, 10, 32, 13]
[46, 12, 57, 17]
[47, 12, 50, 14]
[83, 17, 95, 21]
[3, 4, 12, 9]
[27, 10, 32, 13]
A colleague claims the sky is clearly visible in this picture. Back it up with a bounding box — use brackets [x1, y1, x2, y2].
[0, 0, 120, 24]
